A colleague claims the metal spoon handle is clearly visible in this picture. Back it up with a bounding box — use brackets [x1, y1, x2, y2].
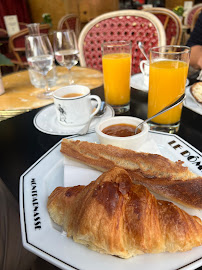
[138, 41, 149, 61]
[135, 93, 186, 134]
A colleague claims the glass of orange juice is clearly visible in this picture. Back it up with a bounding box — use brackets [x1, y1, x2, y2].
[102, 41, 132, 114]
[148, 45, 190, 133]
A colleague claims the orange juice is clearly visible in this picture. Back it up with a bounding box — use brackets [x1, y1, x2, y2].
[102, 53, 131, 105]
[148, 60, 188, 124]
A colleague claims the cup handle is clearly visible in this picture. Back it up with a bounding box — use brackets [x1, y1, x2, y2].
[89, 95, 102, 119]
[140, 60, 148, 75]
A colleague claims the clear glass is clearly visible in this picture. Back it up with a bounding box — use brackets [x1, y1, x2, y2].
[27, 23, 40, 35]
[102, 41, 132, 114]
[148, 45, 190, 133]
[25, 34, 54, 99]
[53, 30, 79, 85]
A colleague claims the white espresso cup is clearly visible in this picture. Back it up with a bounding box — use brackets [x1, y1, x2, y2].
[53, 85, 101, 126]
[140, 60, 150, 88]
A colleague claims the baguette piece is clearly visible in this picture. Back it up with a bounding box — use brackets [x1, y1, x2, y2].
[47, 167, 202, 258]
[60, 138, 202, 209]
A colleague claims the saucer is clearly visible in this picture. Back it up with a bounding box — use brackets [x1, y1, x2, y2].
[130, 73, 189, 92]
[130, 73, 148, 91]
[33, 104, 115, 136]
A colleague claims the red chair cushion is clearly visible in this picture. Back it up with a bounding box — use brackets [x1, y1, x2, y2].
[82, 16, 160, 74]
[155, 14, 177, 45]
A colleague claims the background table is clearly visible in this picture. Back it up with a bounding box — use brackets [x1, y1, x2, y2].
[0, 66, 103, 121]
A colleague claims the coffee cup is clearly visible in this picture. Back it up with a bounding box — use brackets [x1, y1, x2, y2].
[140, 60, 150, 88]
[53, 85, 101, 126]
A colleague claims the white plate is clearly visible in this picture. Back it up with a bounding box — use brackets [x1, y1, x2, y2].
[131, 73, 148, 91]
[131, 73, 190, 92]
[20, 131, 202, 270]
[33, 104, 115, 135]
[184, 86, 202, 115]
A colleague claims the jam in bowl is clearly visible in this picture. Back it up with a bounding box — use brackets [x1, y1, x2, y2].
[102, 123, 141, 137]
[95, 116, 149, 150]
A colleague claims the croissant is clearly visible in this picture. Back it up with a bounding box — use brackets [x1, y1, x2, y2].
[47, 167, 202, 258]
[60, 138, 202, 209]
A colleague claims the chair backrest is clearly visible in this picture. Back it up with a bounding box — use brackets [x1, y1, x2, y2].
[57, 14, 80, 38]
[0, 28, 7, 36]
[78, 10, 166, 74]
[184, 3, 202, 27]
[0, 28, 8, 55]
[144, 7, 182, 45]
[8, 24, 50, 66]
[19, 22, 28, 30]
[190, 8, 202, 32]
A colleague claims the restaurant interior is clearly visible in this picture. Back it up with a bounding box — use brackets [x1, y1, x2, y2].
[0, 0, 202, 270]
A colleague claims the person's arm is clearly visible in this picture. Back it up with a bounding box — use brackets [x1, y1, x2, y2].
[189, 45, 202, 70]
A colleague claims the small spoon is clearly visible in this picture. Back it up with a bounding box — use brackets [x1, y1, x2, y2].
[78, 101, 106, 136]
[138, 41, 149, 62]
[135, 93, 186, 134]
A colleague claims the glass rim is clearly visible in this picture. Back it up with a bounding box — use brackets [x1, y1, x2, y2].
[25, 33, 49, 38]
[53, 29, 75, 34]
[101, 40, 132, 48]
[150, 45, 190, 55]
[27, 23, 40, 26]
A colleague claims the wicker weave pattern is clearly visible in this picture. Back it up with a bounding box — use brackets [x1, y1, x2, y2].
[81, 16, 161, 74]
[155, 14, 177, 45]
[184, 4, 202, 26]
[144, 8, 182, 46]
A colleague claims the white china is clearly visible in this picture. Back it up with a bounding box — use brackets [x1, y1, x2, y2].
[33, 103, 114, 136]
[184, 86, 202, 115]
[95, 116, 149, 150]
[20, 132, 202, 270]
[53, 85, 101, 127]
[139, 60, 149, 88]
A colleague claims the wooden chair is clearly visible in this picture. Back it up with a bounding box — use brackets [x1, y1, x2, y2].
[78, 10, 166, 74]
[184, 3, 202, 27]
[190, 8, 202, 32]
[57, 14, 80, 39]
[19, 22, 28, 30]
[8, 24, 50, 71]
[0, 28, 8, 56]
[144, 7, 182, 45]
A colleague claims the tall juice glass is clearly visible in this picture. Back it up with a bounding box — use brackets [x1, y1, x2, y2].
[148, 46, 190, 133]
[102, 41, 132, 114]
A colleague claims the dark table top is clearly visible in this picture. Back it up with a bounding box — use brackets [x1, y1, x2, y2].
[0, 85, 202, 270]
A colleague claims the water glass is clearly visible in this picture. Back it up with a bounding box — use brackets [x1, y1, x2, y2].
[53, 30, 79, 85]
[25, 34, 54, 99]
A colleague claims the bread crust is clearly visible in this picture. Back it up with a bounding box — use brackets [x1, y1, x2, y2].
[190, 82, 202, 104]
[47, 167, 202, 258]
[60, 139, 202, 209]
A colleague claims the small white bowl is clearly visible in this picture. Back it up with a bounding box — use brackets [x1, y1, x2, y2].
[95, 116, 150, 150]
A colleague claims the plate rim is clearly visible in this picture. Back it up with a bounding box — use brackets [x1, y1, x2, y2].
[20, 131, 202, 270]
